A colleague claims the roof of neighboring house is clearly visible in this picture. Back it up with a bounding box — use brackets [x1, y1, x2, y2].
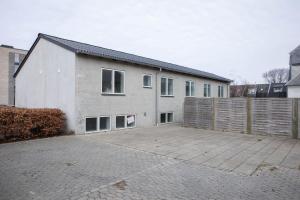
[14, 33, 231, 82]
[290, 45, 300, 66]
[286, 73, 300, 86]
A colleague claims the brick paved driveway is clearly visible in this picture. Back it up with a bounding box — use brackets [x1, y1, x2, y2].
[1, 125, 300, 200]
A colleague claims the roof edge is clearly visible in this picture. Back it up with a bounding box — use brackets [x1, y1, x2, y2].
[14, 33, 232, 83]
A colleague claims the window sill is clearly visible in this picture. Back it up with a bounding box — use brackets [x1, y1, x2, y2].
[101, 93, 126, 96]
[160, 121, 174, 124]
[143, 86, 152, 89]
[161, 95, 174, 98]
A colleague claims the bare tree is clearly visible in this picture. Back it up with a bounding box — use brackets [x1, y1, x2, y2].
[263, 68, 289, 83]
[230, 79, 250, 97]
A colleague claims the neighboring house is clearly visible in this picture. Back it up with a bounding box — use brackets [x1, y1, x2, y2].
[286, 45, 300, 97]
[230, 83, 287, 98]
[14, 33, 231, 134]
[0, 45, 27, 105]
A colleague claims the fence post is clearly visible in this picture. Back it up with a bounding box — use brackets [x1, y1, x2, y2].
[211, 98, 216, 130]
[292, 98, 299, 139]
[247, 98, 252, 134]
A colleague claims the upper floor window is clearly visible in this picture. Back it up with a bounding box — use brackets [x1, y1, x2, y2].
[161, 77, 173, 96]
[218, 85, 224, 97]
[204, 83, 211, 97]
[143, 74, 152, 88]
[185, 81, 195, 96]
[102, 69, 125, 94]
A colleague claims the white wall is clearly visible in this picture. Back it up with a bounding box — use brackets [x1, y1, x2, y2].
[291, 65, 300, 79]
[287, 86, 300, 98]
[15, 38, 76, 131]
[75, 55, 229, 134]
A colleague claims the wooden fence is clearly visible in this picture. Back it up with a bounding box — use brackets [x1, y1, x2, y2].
[183, 97, 299, 138]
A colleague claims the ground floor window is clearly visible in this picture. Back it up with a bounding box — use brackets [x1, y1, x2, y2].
[99, 116, 111, 131]
[160, 112, 173, 123]
[85, 116, 111, 132]
[116, 116, 126, 128]
[116, 114, 136, 129]
[85, 117, 98, 132]
[127, 115, 136, 128]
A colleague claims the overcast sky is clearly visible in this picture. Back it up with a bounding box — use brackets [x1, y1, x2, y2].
[1, 0, 300, 83]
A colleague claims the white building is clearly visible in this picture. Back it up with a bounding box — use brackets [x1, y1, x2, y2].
[14, 33, 231, 134]
[286, 45, 300, 97]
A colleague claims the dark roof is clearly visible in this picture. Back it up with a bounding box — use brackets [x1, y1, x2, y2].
[286, 73, 300, 86]
[290, 45, 300, 66]
[14, 33, 231, 82]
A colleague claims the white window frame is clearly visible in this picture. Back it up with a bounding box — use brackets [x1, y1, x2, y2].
[116, 114, 137, 129]
[204, 83, 211, 98]
[85, 117, 99, 133]
[160, 112, 174, 124]
[101, 68, 125, 95]
[218, 85, 224, 98]
[143, 74, 152, 88]
[99, 116, 111, 131]
[161, 77, 174, 97]
[185, 80, 195, 97]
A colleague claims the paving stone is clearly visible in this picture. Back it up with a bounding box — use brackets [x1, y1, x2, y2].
[0, 125, 299, 200]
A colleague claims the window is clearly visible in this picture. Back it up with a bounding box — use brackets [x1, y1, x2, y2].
[86, 117, 97, 132]
[160, 112, 173, 123]
[143, 75, 152, 88]
[248, 88, 256, 95]
[127, 115, 136, 128]
[185, 81, 195, 96]
[161, 78, 173, 96]
[167, 113, 173, 122]
[116, 116, 126, 129]
[99, 116, 111, 131]
[86, 116, 111, 132]
[204, 84, 211, 97]
[273, 87, 283, 93]
[116, 114, 136, 129]
[102, 69, 125, 94]
[160, 113, 166, 123]
[218, 85, 224, 97]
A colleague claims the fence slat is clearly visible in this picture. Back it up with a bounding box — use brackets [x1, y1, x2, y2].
[184, 97, 296, 137]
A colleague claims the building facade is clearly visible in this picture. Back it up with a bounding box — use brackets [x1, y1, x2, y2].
[286, 45, 300, 97]
[15, 34, 230, 134]
[230, 83, 287, 98]
[0, 45, 27, 105]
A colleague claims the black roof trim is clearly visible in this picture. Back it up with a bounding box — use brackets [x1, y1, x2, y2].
[14, 33, 231, 82]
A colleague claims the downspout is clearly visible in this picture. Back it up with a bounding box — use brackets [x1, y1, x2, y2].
[155, 68, 162, 126]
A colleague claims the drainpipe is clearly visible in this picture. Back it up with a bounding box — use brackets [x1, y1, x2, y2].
[155, 68, 162, 126]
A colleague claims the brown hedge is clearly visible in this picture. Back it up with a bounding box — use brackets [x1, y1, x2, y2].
[0, 106, 66, 141]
